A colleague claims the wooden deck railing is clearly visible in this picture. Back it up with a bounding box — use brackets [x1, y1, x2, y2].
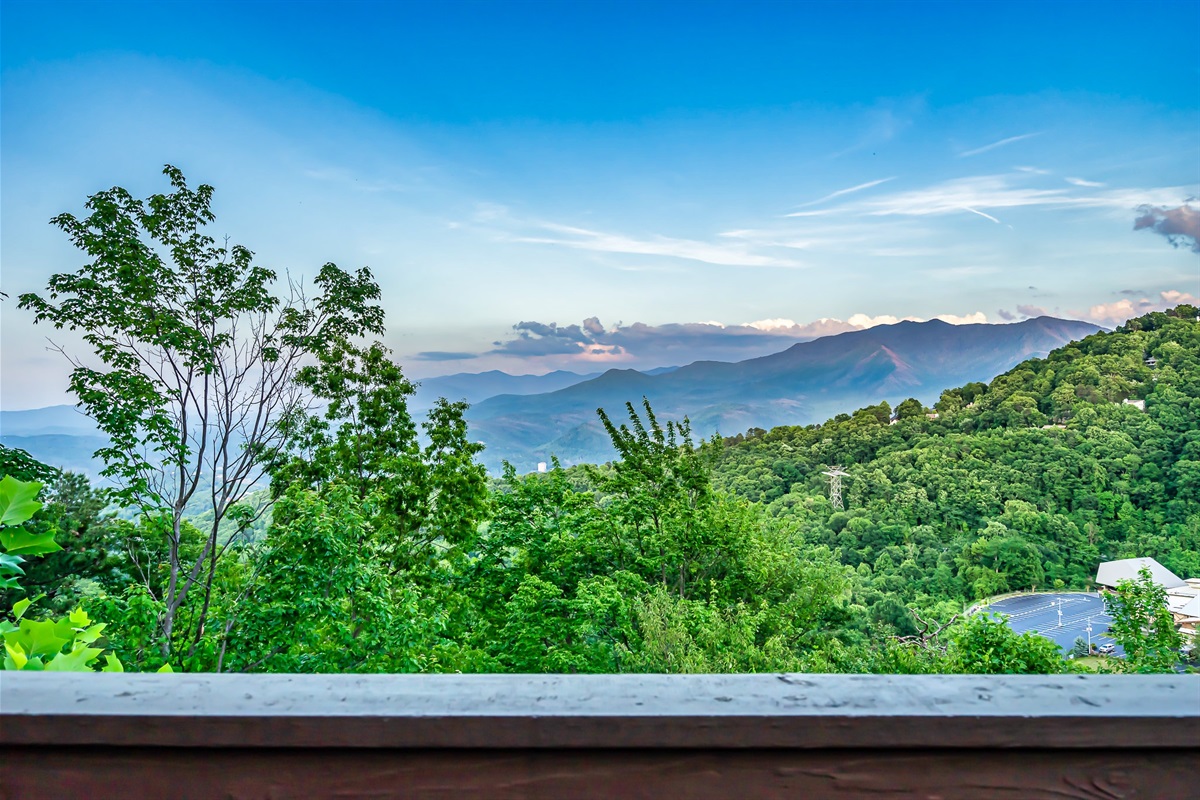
[2, 672, 1197, 798]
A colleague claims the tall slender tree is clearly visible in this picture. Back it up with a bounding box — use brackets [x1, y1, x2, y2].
[19, 166, 384, 659]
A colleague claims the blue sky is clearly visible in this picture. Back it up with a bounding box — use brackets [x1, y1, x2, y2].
[2, 0, 1198, 408]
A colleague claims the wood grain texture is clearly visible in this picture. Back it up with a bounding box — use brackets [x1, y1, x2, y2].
[3, 675, 1196, 798]
[3, 673, 1198, 749]
[2, 747, 1195, 799]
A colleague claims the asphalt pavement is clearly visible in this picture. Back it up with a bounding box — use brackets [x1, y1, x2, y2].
[981, 592, 1121, 656]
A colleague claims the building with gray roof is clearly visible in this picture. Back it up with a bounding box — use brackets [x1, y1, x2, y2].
[1095, 557, 1186, 590]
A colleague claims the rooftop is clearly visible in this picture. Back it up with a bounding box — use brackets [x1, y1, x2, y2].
[1095, 557, 1186, 589]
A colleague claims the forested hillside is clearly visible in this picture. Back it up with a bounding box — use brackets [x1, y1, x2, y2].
[5, 307, 1196, 676]
[465, 315, 1101, 473]
[709, 308, 1200, 632]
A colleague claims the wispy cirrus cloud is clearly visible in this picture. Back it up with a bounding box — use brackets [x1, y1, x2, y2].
[474, 207, 808, 268]
[793, 177, 896, 208]
[461, 163, 1195, 282]
[798, 172, 1194, 223]
[962, 207, 1002, 224]
[958, 132, 1041, 157]
[859, 174, 1067, 217]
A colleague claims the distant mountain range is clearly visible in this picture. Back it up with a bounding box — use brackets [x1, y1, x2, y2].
[410, 369, 602, 412]
[410, 366, 680, 412]
[463, 316, 1103, 472]
[0, 407, 107, 477]
[0, 405, 101, 437]
[1, 317, 1100, 477]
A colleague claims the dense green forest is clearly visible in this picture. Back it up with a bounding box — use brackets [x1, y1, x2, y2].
[5, 306, 1196, 675]
[2, 171, 1196, 675]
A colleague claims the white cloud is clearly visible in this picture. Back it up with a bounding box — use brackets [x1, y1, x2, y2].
[499, 220, 806, 268]
[963, 207, 1002, 224]
[934, 312, 989, 325]
[1079, 290, 1199, 325]
[1066, 177, 1105, 188]
[1162, 290, 1198, 305]
[840, 173, 1194, 221]
[745, 318, 800, 331]
[848, 313, 904, 327]
[859, 174, 1068, 217]
[846, 311, 989, 327]
[958, 132, 1041, 158]
[793, 177, 896, 208]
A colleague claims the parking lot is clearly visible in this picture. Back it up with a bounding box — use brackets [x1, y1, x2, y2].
[980, 592, 1120, 656]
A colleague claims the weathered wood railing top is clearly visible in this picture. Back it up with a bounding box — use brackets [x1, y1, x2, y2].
[2, 672, 1197, 750]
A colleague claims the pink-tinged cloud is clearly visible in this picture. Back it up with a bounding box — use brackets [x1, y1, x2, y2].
[1080, 290, 1199, 326]
[480, 311, 989, 368]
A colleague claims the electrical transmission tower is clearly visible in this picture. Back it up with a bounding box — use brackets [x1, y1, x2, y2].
[822, 466, 849, 511]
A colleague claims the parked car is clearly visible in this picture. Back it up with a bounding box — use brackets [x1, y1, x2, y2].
[1098, 643, 1116, 655]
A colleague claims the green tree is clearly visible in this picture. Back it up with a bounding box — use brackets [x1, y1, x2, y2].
[8, 472, 121, 611]
[0, 445, 61, 485]
[946, 613, 1066, 674]
[895, 397, 925, 420]
[268, 338, 489, 575]
[18, 166, 385, 661]
[1105, 567, 1182, 673]
[220, 483, 435, 674]
[590, 398, 743, 599]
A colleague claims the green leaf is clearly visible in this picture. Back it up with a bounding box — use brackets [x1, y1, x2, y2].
[0, 476, 43, 527]
[7, 617, 73, 658]
[76, 623, 106, 645]
[12, 594, 43, 621]
[45, 644, 103, 671]
[0, 527, 62, 556]
[0, 552, 25, 575]
[4, 640, 28, 669]
[102, 653, 124, 672]
[156, 662, 174, 673]
[68, 607, 92, 628]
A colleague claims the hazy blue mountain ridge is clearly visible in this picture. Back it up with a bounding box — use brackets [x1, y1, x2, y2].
[410, 369, 601, 412]
[465, 316, 1103, 472]
[1, 317, 1102, 478]
[0, 405, 100, 437]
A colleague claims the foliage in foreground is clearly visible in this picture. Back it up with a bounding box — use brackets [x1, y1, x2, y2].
[5, 167, 1196, 676]
[0, 475, 165, 672]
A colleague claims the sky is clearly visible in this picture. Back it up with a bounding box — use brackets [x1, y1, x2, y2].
[2, 0, 1198, 409]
